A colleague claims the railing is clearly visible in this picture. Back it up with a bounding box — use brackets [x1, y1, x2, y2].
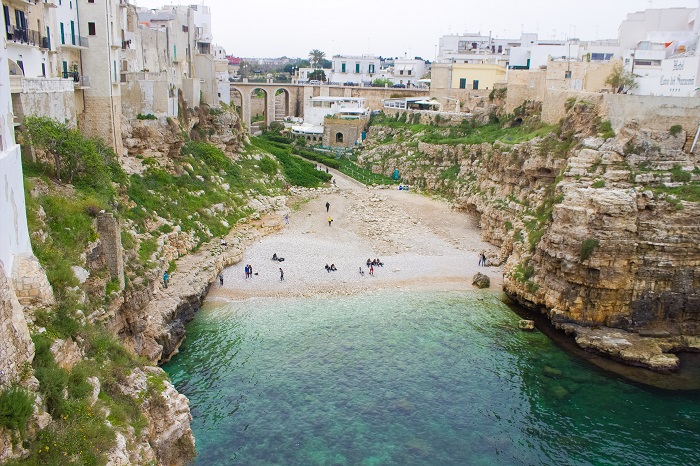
[60, 34, 88, 47]
[58, 71, 90, 88]
[6, 27, 41, 46]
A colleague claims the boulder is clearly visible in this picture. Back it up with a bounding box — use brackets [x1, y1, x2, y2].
[472, 273, 490, 289]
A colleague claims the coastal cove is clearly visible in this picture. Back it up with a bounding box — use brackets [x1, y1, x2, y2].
[158, 170, 700, 463]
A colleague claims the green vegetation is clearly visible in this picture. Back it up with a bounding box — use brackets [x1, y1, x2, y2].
[653, 183, 700, 204]
[488, 88, 507, 101]
[669, 124, 683, 136]
[504, 221, 513, 231]
[370, 112, 557, 147]
[580, 238, 600, 262]
[249, 137, 331, 187]
[136, 113, 157, 120]
[598, 120, 614, 139]
[373, 78, 393, 87]
[23, 116, 125, 192]
[670, 164, 691, 183]
[0, 386, 34, 432]
[592, 179, 606, 188]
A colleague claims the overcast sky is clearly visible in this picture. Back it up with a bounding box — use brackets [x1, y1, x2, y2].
[133, 0, 699, 60]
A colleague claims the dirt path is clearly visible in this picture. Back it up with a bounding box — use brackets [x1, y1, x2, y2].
[207, 168, 501, 299]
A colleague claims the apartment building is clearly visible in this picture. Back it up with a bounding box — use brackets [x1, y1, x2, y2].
[392, 58, 427, 87]
[330, 54, 381, 85]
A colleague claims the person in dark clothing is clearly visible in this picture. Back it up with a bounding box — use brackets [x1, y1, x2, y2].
[326, 201, 330, 212]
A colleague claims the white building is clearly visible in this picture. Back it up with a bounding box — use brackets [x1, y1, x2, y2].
[392, 58, 427, 87]
[303, 97, 367, 126]
[330, 54, 381, 85]
[617, 7, 700, 96]
[0, 6, 31, 277]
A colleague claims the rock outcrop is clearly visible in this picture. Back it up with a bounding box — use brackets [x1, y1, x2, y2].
[360, 107, 700, 370]
[0, 263, 34, 388]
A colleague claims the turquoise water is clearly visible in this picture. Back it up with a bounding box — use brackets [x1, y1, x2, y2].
[163, 291, 700, 465]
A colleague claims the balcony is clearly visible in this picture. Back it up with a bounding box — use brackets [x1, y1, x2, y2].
[59, 34, 88, 49]
[6, 27, 41, 47]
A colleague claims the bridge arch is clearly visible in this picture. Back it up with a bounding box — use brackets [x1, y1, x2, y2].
[230, 83, 302, 133]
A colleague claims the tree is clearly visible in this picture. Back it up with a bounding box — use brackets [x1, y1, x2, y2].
[373, 78, 393, 87]
[308, 70, 326, 82]
[605, 63, 637, 94]
[308, 49, 326, 69]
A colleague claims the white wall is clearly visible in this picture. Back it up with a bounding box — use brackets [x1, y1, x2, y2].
[0, 12, 32, 276]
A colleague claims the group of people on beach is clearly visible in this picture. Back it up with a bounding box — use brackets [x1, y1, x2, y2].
[325, 264, 337, 272]
[478, 252, 488, 267]
[244, 264, 254, 278]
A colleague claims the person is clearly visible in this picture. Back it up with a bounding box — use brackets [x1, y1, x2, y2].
[359, 267, 364, 276]
[325, 167, 329, 173]
[325, 264, 331, 273]
[328, 216, 333, 226]
[369, 265, 374, 276]
[279, 267, 284, 281]
[163, 271, 169, 289]
[219, 273, 224, 286]
[220, 238, 227, 248]
[330, 263, 337, 271]
[366, 258, 371, 268]
[375, 258, 383, 267]
[249, 264, 253, 277]
[272, 253, 278, 261]
[244, 264, 249, 279]
[326, 201, 330, 212]
[284, 214, 289, 224]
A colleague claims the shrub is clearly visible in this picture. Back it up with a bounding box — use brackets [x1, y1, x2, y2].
[580, 238, 600, 262]
[669, 125, 683, 136]
[258, 156, 277, 176]
[598, 120, 614, 139]
[504, 221, 513, 231]
[592, 179, 606, 188]
[670, 164, 691, 182]
[136, 113, 157, 120]
[181, 141, 234, 173]
[0, 386, 34, 431]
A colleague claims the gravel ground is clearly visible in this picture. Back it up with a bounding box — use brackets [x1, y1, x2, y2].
[207, 168, 502, 300]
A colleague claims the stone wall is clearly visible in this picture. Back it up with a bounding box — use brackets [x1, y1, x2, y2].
[602, 94, 700, 134]
[97, 213, 125, 289]
[81, 95, 124, 156]
[11, 253, 54, 309]
[121, 77, 171, 119]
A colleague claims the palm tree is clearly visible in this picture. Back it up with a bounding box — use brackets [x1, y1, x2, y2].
[309, 49, 326, 69]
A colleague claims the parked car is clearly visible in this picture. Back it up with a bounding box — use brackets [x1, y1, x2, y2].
[343, 81, 357, 86]
[308, 80, 322, 85]
[392, 83, 406, 88]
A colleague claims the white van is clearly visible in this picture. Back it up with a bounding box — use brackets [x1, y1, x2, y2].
[308, 80, 321, 85]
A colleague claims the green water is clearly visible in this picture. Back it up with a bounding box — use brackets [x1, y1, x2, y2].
[163, 291, 700, 465]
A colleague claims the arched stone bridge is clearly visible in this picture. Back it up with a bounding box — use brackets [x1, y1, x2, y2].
[230, 82, 305, 132]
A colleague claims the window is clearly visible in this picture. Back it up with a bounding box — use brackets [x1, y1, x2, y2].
[41, 63, 45, 77]
[400, 70, 403, 75]
[182, 25, 188, 32]
[88, 22, 96, 36]
[355, 63, 360, 73]
[341, 62, 346, 73]
[369, 64, 374, 73]
[60, 22, 65, 44]
[472, 80, 479, 90]
[459, 78, 466, 89]
[70, 21, 75, 45]
[407, 70, 411, 75]
[88, 0, 94, 3]
[564, 70, 572, 79]
[336, 132, 343, 143]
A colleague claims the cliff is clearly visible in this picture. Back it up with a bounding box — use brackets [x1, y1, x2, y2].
[360, 105, 700, 370]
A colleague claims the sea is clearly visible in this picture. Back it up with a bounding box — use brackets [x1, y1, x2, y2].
[163, 290, 700, 465]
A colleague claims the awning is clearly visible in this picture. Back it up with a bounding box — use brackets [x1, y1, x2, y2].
[417, 79, 431, 84]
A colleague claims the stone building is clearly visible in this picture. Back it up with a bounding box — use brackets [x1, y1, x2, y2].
[322, 116, 367, 149]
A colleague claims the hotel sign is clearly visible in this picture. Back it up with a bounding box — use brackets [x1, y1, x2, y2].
[658, 57, 699, 95]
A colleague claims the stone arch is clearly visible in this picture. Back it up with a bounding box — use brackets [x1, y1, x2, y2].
[230, 88, 243, 117]
[273, 88, 290, 122]
[336, 132, 344, 143]
[250, 87, 268, 131]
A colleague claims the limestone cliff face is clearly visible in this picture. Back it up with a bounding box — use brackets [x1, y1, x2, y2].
[360, 110, 700, 348]
[0, 264, 34, 389]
